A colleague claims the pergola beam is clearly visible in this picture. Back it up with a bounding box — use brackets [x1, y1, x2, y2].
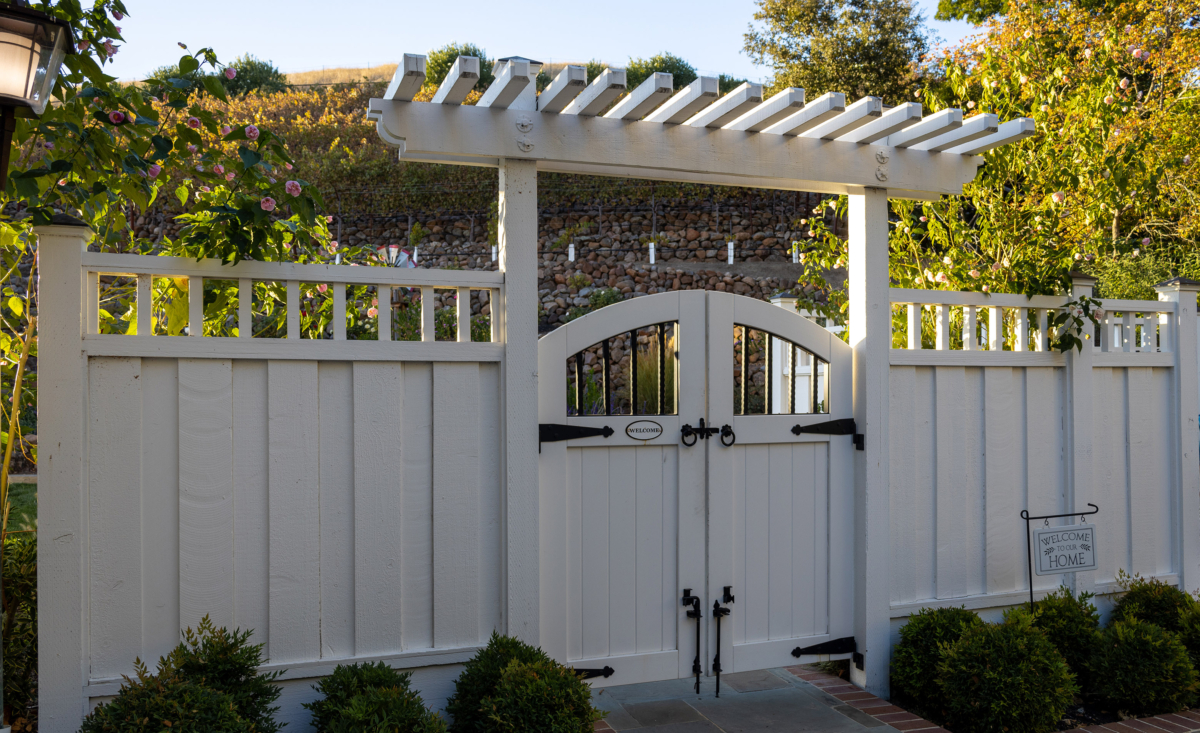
[538, 65, 587, 113]
[370, 99, 985, 197]
[723, 87, 803, 132]
[477, 59, 530, 109]
[686, 82, 763, 129]
[911, 113, 998, 152]
[562, 68, 626, 117]
[763, 92, 846, 136]
[800, 97, 882, 140]
[384, 54, 426, 102]
[886, 108, 962, 148]
[839, 102, 922, 144]
[604, 72, 673, 120]
[646, 76, 719, 124]
[946, 117, 1036, 155]
[431, 56, 480, 105]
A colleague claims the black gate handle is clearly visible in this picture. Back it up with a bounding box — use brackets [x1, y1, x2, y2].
[574, 666, 615, 680]
[720, 424, 736, 447]
[682, 588, 703, 694]
[712, 587, 734, 697]
[681, 418, 720, 446]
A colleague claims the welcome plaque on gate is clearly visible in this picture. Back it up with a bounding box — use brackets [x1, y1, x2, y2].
[1032, 525, 1098, 576]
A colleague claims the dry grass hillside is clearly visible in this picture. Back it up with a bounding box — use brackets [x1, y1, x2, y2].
[286, 64, 398, 86]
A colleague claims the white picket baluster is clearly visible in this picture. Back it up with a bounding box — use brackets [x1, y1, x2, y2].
[989, 306, 1003, 351]
[137, 273, 152, 336]
[907, 304, 921, 349]
[936, 305, 949, 350]
[238, 278, 252, 338]
[422, 286, 436, 342]
[188, 276, 203, 337]
[332, 283, 346, 341]
[458, 287, 471, 342]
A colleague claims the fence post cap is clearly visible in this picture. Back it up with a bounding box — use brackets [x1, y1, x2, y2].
[1154, 276, 1200, 292]
[1068, 270, 1098, 285]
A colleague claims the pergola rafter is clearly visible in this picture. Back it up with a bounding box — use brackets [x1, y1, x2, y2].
[367, 53, 1036, 199]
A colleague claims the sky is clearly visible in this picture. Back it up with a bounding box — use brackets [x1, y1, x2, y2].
[106, 0, 982, 83]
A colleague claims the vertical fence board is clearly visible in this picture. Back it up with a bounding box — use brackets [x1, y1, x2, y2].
[984, 367, 1019, 594]
[267, 360, 321, 663]
[1127, 367, 1156, 576]
[478, 363, 503, 639]
[792, 444, 818, 635]
[88, 357, 143, 678]
[232, 361, 270, 646]
[1091, 368, 1121, 583]
[912, 367, 937, 601]
[402, 363, 434, 650]
[661, 447, 679, 651]
[961, 367, 986, 598]
[767, 444, 794, 640]
[432, 362, 482, 648]
[1150, 367, 1176, 575]
[607, 446, 637, 657]
[141, 359, 180, 658]
[888, 366, 918, 604]
[567, 447, 584, 660]
[743, 444, 770, 642]
[320, 362, 355, 658]
[354, 362, 404, 655]
[635, 447, 665, 653]
[178, 359, 235, 630]
[935, 366, 967, 599]
[1024, 367, 1066, 592]
[580, 448, 610, 659]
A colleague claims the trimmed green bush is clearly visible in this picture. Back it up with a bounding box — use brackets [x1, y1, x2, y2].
[445, 632, 552, 732]
[161, 616, 283, 732]
[890, 606, 983, 712]
[1111, 570, 1197, 633]
[1089, 617, 1199, 715]
[937, 608, 1077, 733]
[305, 661, 446, 733]
[1032, 586, 1101, 690]
[479, 658, 603, 733]
[1179, 602, 1200, 671]
[79, 662, 256, 733]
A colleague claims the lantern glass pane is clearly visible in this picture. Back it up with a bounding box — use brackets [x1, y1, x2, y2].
[0, 12, 65, 115]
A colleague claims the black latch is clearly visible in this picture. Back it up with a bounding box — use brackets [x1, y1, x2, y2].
[575, 666, 615, 680]
[681, 418, 720, 446]
[539, 424, 614, 452]
[791, 636, 857, 658]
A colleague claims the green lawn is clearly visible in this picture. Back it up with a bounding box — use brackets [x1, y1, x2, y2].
[8, 482, 35, 533]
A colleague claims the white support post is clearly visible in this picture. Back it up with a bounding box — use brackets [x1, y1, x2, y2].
[457, 287, 471, 342]
[498, 158, 540, 645]
[1068, 273, 1097, 598]
[332, 282, 346, 341]
[188, 276, 203, 337]
[1154, 278, 1200, 594]
[421, 286, 435, 342]
[1037, 310, 1049, 352]
[907, 304, 921, 349]
[848, 188, 890, 696]
[989, 306, 1003, 351]
[238, 278, 252, 338]
[35, 219, 93, 730]
[963, 305, 977, 351]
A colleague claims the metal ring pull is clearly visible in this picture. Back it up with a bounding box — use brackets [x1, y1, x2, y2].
[720, 425, 736, 447]
[681, 424, 698, 447]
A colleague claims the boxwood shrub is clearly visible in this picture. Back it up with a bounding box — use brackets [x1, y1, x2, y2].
[79, 663, 256, 733]
[890, 606, 983, 713]
[305, 661, 446, 732]
[478, 658, 603, 732]
[1089, 618, 1199, 716]
[936, 608, 1077, 733]
[1032, 587, 1100, 691]
[1179, 603, 1200, 671]
[1111, 570, 1197, 633]
[445, 632, 552, 732]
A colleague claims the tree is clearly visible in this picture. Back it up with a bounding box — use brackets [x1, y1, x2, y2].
[935, 0, 1004, 23]
[743, 0, 931, 104]
[223, 54, 288, 95]
[626, 52, 697, 90]
[719, 74, 749, 94]
[425, 42, 494, 91]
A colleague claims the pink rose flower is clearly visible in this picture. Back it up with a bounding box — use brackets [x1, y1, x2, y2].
[1119, 78, 1130, 89]
[213, 164, 225, 175]
[200, 186, 211, 193]
[326, 216, 334, 223]
[103, 41, 116, 57]
[225, 67, 237, 80]
[1104, 95, 1115, 104]
[108, 110, 125, 124]
[57, 179, 66, 186]
[982, 285, 989, 292]
[245, 125, 260, 140]
[967, 100, 975, 109]
[935, 272, 949, 283]
[268, 177, 276, 184]
[367, 307, 379, 318]
[260, 197, 276, 212]
[919, 216, 927, 222]
[187, 144, 198, 154]
[77, 40, 89, 52]
[42, 141, 53, 150]
[1084, 48, 1092, 58]
[969, 269, 980, 278]
[225, 171, 236, 181]
[285, 180, 301, 196]
[1051, 191, 1066, 203]
[187, 116, 200, 129]
[148, 164, 162, 178]
[317, 284, 328, 293]
[221, 125, 232, 135]
[113, 10, 123, 20]
[1132, 48, 1142, 57]
[195, 165, 203, 172]
[285, 163, 293, 170]
[1142, 237, 1151, 245]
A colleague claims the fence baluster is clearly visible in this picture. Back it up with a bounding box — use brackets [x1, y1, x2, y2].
[1015, 307, 1028, 352]
[989, 306, 1003, 351]
[1037, 310, 1049, 352]
[458, 287, 471, 342]
[421, 286, 435, 342]
[86, 270, 99, 335]
[379, 285, 391, 341]
[907, 304, 921, 350]
[286, 279, 300, 339]
[963, 305, 977, 351]
[238, 278, 252, 338]
[936, 305, 949, 350]
[137, 273, 152, 336]
[188, 276, 203, 337]
[333, 283, 346, 341]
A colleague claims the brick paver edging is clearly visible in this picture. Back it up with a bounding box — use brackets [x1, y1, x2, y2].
[784, 667, 1200, 733]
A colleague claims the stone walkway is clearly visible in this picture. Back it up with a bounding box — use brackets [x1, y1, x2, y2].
[590, 667, 924, 732]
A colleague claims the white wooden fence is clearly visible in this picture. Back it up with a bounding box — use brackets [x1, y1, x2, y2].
[37, 222, 519, 729]
[886, 277, 1200, 619]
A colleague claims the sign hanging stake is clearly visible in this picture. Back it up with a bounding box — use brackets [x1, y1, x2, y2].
[1020, 503, 1099, 609]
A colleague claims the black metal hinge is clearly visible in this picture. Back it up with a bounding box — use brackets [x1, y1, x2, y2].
[792, 418, 864, 451]
[791, 636, 857, 658]
[539, 424, 614, 452]
[575, 666, 615, 680]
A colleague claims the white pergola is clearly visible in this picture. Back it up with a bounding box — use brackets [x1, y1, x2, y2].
[369, 53, 1035, 695]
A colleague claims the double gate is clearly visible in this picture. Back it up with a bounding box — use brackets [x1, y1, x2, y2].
[538, 291, 855, 688]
